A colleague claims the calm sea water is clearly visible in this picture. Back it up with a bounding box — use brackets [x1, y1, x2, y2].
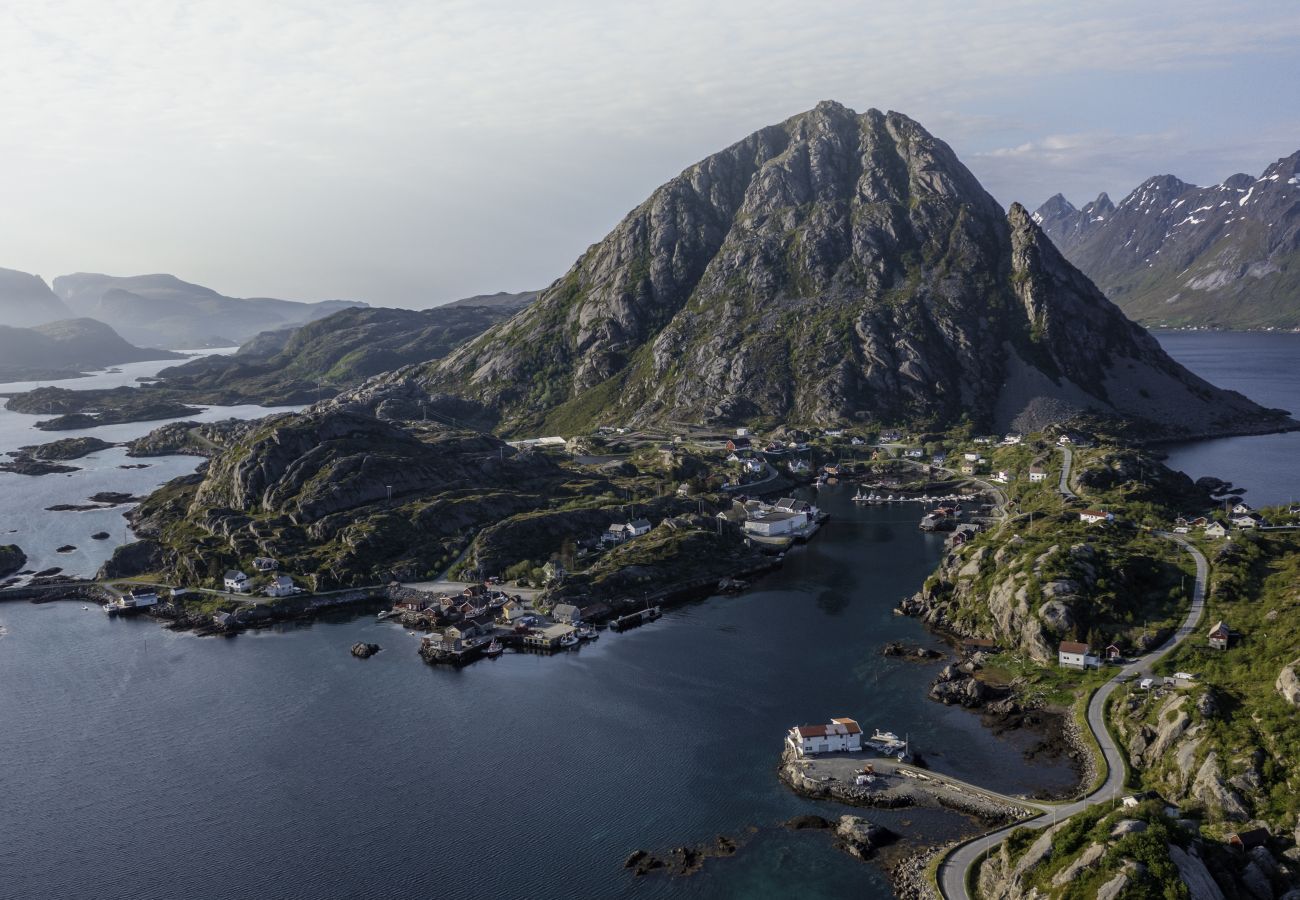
[3, 331, 1289, 900]
[1156, 331, 1300, 507]
[0, 356, 299, 576]
[0, 485, 1078, 900]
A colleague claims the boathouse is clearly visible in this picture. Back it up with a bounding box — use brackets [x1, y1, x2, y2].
[787, 718, 863, 756]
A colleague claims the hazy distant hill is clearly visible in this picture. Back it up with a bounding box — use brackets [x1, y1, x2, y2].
[0, 267, 75, 328]
[0, 317, 185, 381]
[51, 272, 366, 349]
[1034, 151, 1300, 329]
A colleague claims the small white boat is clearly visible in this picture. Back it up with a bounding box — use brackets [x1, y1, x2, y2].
[82, 606, 89, 610]
[559, 633, 580, 648]
[484, 639, 504, 657]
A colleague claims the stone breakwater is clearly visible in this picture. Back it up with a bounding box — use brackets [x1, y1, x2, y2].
[778, 749, 1035, 826]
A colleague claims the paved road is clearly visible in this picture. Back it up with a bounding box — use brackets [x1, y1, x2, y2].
[723, 460, 783, 493]
[1057, 445, 1077, 500]
[937, 534, 1207, 898]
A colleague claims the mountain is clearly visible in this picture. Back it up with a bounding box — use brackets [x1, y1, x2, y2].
[0, 268, 75, 328]
[442, 290, 539, 310]
[344, 102, 1288, 440]
[1033, 151, 1300, 329]
[0, 318, 185, 381]
[149, 298, 532, 405]
[51, 272, 366, 348]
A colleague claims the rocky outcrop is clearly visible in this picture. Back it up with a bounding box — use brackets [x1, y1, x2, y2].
[0, 545, 26, 579]
[22, 437, 115, 461]
[394, 102, 1288, 438]
[1278, 660, 1300, 707]
[350, 642, 381, 659]
[1192, 752, 1251, 822]
[95, 540, 164, 579]
[834, 815, 896, 859]
[1168, 844, 1227, 900]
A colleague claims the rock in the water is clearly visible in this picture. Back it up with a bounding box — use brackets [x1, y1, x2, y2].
[0, 545, 26, 579]
[784, 814, 832, 830]
[351, 642, 381, 659]
[55, 545, 76, 553]
[91, 532, 110, 540]
[834, 814, 895, 860]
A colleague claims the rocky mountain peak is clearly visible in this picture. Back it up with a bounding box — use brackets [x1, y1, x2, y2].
[1032, 146, 1300, 329]
[380, 104, 1291, 439]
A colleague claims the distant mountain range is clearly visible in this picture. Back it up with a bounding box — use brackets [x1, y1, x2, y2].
[332, 102, 1286, 440]
[1033, 151, 1300, 329]
[0, 318, 185, 381]
[50, 272, 366, 348]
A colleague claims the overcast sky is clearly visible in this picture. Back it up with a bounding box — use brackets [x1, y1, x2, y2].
[2, 0, 1297, 308]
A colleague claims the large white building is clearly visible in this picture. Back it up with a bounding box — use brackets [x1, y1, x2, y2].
[787, 718, 863, 755]
[744, 509, 808, 536]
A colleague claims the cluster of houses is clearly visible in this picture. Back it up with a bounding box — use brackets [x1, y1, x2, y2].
[1173, 503, 1268, 538]
[221, 558, 302, 598]
[1056, 620, 1235, 674]
[721, 496, 821, 540]
[398, 584, 611, 656]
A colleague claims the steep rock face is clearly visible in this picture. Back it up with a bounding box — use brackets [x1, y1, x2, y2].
[1277, 660, 1300, 706]
[398, 102, 1287, 438]
[1034, 152, 1300, 328]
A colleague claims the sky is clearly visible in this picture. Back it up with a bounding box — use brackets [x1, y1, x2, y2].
[1, 0, 1297, 308]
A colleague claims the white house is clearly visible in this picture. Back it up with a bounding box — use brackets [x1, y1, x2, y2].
[963, 452, 980, 462]
[1231, 502, 1253, 515]
[1230, 514, 1259, 529]
[223, 570, 250, 593]
[742, 458, 765, 475]
[789, 458, 810, 474]
[264, 575, 297, 598]
[735, 427, 750, 437]
[1058, 641, 1100, 669]
[1079, 510, 1111, 525]
[1029, 466, 1047, 483]
[1001, 433, 1023, 445]
[787, 718, 863, 756]
[626, 519, 652, 537]
[1204, 522, 1228, 538]
[993, 470, 1012, 484]
[904, 448, 924, 458]
[744, 510, 807, 536]
[774, 498, 813, 514]
[824, 428, 844, 438]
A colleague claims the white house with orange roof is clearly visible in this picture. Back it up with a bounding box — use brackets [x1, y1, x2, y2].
[786, 717, 863, 755]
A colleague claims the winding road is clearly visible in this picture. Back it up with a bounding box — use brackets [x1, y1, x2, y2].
[936, 533, 1208, 898]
